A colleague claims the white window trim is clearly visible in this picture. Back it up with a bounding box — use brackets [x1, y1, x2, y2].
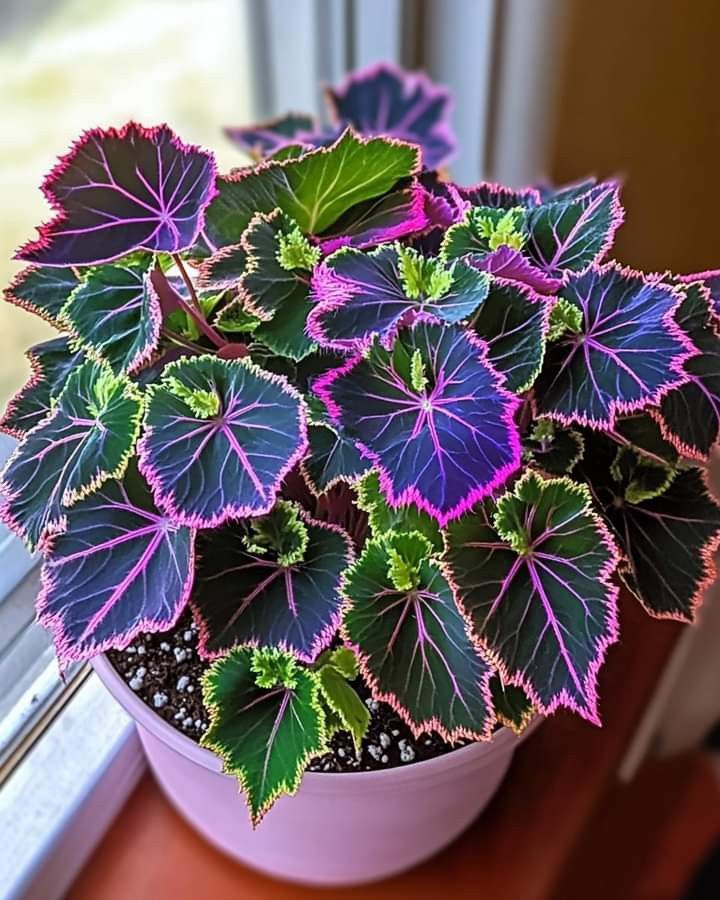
[0, 673, 144, 900]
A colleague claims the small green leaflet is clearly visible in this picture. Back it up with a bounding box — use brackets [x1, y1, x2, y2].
[356, 469, 443, 552]
[314, 647, 370, 749]
[201, 647, 326, 825]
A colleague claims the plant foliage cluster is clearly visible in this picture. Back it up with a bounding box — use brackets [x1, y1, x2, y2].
[3, 64, 720, 823]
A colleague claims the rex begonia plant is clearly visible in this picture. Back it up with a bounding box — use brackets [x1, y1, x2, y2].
[3, 62, 720, 824]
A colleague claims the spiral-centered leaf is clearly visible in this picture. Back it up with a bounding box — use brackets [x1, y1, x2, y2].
[327, 63, 456, 169]
[201, 647, 326, 825]
[193, 504, 353, 663]
[137, 356, 307, 527]
[534, 264, 693, 428]
[38, 476, 195, 662]
[444, 471, 620, 724]
[202, 129, 419, 253]
[655, 282, 720, 458]
[18, 123, 218, 266]
[0, 361, 143, 550]
[308, 245, 489, 351]
[314, 321, 521, 525]
[61, 259, 161, 374]
[0, 338, 84, 437]
[342, 532, 496, 740]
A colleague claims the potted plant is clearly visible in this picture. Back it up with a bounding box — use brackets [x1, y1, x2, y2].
[3, 62, 720, 886]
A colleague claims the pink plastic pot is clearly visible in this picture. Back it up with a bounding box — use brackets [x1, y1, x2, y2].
[92, 653, 536, 886]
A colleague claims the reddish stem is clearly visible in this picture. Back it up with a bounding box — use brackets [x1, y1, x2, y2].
[151, 265, 225, 349]
[172, 253, 200, 310]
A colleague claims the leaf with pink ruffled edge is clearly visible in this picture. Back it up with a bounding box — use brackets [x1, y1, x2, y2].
[578, 431, 720, 621]
[17, 123, 218, 267]
[316, 182, 429, 254]
[60, 257, 161, 374]
[37, 471, 195, 663]
[192, 501, 353, 663]
[467, 245, 563, 295]
[524, 182, 623, 277]
[444, 471, 620, 724]
[0, 338, 84, 437]
[224, 113, 317, 158]
[137, 355, 307, 528]
[454, 182, 541, 211]
[4, 265, 79, 325]
[308, 245, 489, 351]
[676, 270, 720, 318]
[0, 360, 144, 551]
[341, 530, 496, 741]
[313, 321, 521, 526]
[326, 63, 456, 170]
[468, 278, 550, 393]
[654, 282, 720, 458]
[201, 129, 420, 255]
[534, 263, 693, 429]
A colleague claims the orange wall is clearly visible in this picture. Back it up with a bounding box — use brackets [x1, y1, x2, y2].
[549, 0, 720, 273]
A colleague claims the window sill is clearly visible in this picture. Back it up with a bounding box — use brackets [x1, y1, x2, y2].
[0, 672, 145, 900]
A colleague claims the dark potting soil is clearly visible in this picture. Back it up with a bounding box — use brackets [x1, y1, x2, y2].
[107, 613, 464, 773]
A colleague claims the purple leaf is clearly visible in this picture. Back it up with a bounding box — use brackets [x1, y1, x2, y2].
[308, 245, 489, 351]
[224, 113, 317, 158]
[193, 502, 354, 663]
[37, 474, 195, 663]
[342, 531, 496, 741]
[524, 182, 624, 277]
[326, 62, 456, 169]
[137, 355, 308, 527]
[445, 471, 620, 724]
[469, 245, 563, 295]
[655, 282, 720, 459]
[317, 182, 429, 254]
[534, 264, 694, 428]
[17, 123, 218, 266]
[313, 321, 521, 526]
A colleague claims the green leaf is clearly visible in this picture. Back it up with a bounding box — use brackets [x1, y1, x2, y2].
[243, 499, 309, 567]
[239, 209, 316, 360]
[441, 206, 527, 260]
[301, 422, 369, 494]
[60, 258, 161, 374]
[356, 469, 443, 552]
[202, 129, 420, 251]
[201, 647, 326, 825]
[316, 664, 370, 750]
[4, 265, 79, 326]
[0, 360, 143, 550]
[490, 676, 534, 735]
[342, 530, 496, 741]
[548, 297, 583, 341]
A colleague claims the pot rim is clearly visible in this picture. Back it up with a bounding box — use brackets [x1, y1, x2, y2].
[92, 652, 537, 787]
